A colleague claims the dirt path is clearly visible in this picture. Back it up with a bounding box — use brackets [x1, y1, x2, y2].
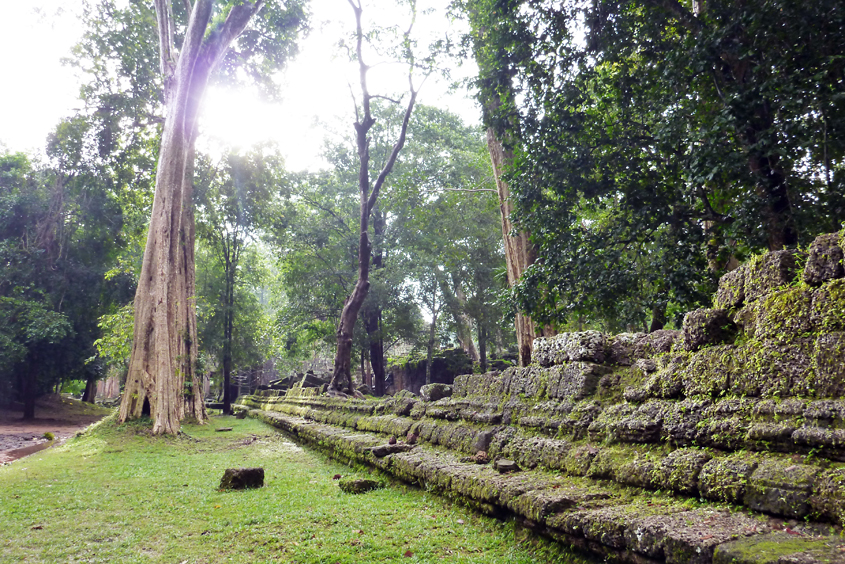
[0, 395, 113, 464]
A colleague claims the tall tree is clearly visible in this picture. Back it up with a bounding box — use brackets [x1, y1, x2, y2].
[328, 0, 421, 395]
[459, 0, 551, 365]
[194, 148, 286, 413]
[120, 0, 306, 433]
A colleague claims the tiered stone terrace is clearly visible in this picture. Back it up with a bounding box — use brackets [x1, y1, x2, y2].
[237, 231, 845, 563]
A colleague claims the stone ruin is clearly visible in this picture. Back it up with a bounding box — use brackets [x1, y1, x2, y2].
[236, 231, 845, 563]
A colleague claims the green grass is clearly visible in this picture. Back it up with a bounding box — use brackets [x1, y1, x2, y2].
[0, 414, 595, 563]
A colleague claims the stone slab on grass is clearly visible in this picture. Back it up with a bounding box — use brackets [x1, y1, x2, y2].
[219, 467, 264, 490]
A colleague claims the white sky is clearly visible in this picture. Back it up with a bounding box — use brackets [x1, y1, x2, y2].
[0, 0, 480, 171]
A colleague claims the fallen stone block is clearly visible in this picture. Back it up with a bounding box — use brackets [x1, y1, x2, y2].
[338, 478, 384, 494]
[219, 467, 264, 490]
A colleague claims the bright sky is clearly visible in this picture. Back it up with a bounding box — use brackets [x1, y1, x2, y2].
[0, 0, 480, 171]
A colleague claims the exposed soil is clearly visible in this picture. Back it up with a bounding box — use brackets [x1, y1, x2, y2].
[0, 394, 113, 464]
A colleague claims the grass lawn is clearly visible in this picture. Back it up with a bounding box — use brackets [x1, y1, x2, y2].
[0, 414, 595, 563]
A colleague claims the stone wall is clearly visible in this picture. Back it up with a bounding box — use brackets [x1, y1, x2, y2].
[236, 231, 845, 564]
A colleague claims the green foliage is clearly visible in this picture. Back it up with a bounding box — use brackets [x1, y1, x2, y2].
[0, 148, 129, 407]
[461, 0, 845, 330]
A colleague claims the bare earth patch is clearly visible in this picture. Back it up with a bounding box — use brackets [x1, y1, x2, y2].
[0, 394, 113, 464]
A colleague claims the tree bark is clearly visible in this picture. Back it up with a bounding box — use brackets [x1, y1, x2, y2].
[81, 375, 98, 404]
[425, 311, 438, 386]
[364, 205, 386, 396]
[329, 0, 418, 394]
[120, 0, 264, 434]
[478, 321, 487, 372]
[486, 127, 548, 366]
[21, 359, 37, 421]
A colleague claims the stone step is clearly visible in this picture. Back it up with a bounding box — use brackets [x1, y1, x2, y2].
[241, 407, 845, 563]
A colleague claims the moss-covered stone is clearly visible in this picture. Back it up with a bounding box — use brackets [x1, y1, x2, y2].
[683, 308, 737, 352]
[803, 231, 845, 287]
[533, 331, 608, 366]
[716, 265, 748, 309]
[811, 279, 845, 332]
[545, 362, 611, 400]
[745, 250, 804, 303]
[713, 531, 845, 564]
[756, 288, 816, 346]
[698, 454, 759, 504]
[812, 333, 845, 399]
[744, 459, 818, 518]
[682, 345, 736, 398]
[655, 448, 712, 494]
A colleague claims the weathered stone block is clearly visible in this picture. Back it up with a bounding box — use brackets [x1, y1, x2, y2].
[607, 332, 645, 366]
[811, 332, 845, 399]
[811, 279, 845, 332]
[730, 340, 813, 399]
[745, 250, 803, 303]
[643, 359, 686, 399]
[219, 467, 264, 490]
[755, 287, 815, 342]
[744, 460, 818, 518]
[338, 477, 383, 494]
[810, 468, 845, 525]
[545, 362, 610, 400]
[803, 232, 845, 286]
[655, 448, 712, 494]
[716, 265, 747, 309]
[615, 456, 658, 489]
[698, 456, 759, 504]
[682, 345, 736, 398]
[661, 399, 710, 445]
[607, 331, 681, 366]
[607, 401, 664, 444]
[713, 531, 845, 564]
[640, 509, 769, 564]
[682, 308, 737, 351]
[562, 445, 599, 476]
[419, 383, 452, 402]
[533, 331, 607, 367]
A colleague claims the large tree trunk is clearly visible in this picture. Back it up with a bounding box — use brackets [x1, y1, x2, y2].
[81, 375, 98, 404]
[486, 128, 547, 366]
[21, 359, 37, 421]
[120, 0, 264, 434]
[439, 273, 479, 362]
[329, 0, 418, 394]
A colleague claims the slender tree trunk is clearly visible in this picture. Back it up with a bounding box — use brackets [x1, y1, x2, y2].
[364, 206, 386, 395]
[119, 0, 264, 433]
[425, 311, 438, 386]
[222, 268, 235, 414]
[329, 0, 418, 394]
[478, 322, 487, 372]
